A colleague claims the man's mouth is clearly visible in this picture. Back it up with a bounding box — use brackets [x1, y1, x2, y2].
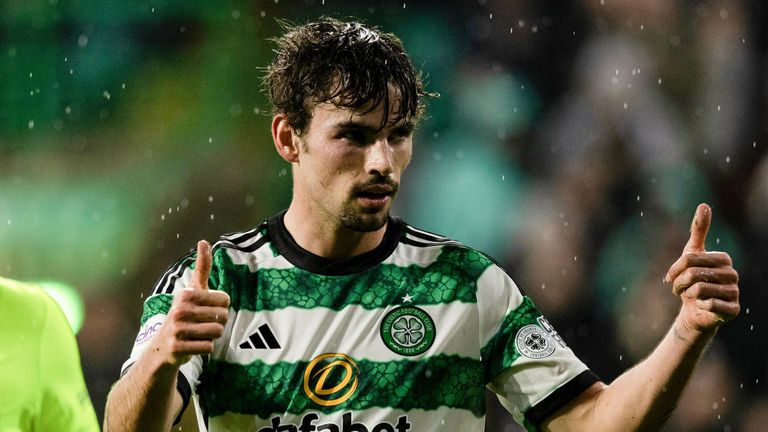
[354, 186, 396, 208]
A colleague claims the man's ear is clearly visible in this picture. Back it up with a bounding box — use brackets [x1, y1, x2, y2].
[272, 114, 299, 163]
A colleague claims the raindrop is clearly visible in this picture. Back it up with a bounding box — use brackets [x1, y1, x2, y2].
[621, 286, 627, 292]
[541, 284, 546, 290]
[573, 255, 577, 261]
[208, 196, 214, 202]
[253, 107, 261, 115]
[208, 137, 213, 143]
[28, 120, 34, 129]
[489, 13, 493, 19]
[6, 219, 11, 225]
[658, 78, 662, 85]
[716, 237, 721, 244]
[501, 175, 505, 181]
[640, 24, 644, 30]
[746, 308, 750, 314]
[121, 268, 127, 275]
[753, 141, 757, 148]
[717, 105, 721, 111]
[231, 9, 240, 19]
[121, 83, 126, 89]
[77, 35, 89, 48]
[640, 211, 644, 217]
[725, 156, 731, 163]
[750, 325, 754, 331]
[103, 90, 111, 100]
[161, 214, 165, 221]
[703, 148, 709, 155]
[168, 208, 173, 214]
[623, 102, 628, 109]
[619, 355, 623, 360]
[65, 106, 71, 114]
[210, 214, 215, 220]
[636, 195, 640, 201]
[531, 25, 538, 33]
[260, 10, 266, 17]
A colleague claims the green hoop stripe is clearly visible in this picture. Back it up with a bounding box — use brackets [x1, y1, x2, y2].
[198, 354, 486, 418]
[212, 245, 494, 312]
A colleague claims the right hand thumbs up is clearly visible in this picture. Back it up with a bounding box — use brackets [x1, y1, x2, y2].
[149, 239, 229, 367]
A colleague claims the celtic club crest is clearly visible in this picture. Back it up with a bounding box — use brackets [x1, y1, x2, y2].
[515, 324, 556, 359]
[380, 306, 436, 356]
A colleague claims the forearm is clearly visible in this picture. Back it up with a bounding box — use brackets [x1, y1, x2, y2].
[592, 316, 716, 430]
[103, 351, 183, 432]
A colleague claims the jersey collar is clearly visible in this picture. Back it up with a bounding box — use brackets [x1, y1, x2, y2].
[267, 210, 404, 276]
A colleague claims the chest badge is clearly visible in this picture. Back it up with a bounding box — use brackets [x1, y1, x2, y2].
[380, 297, 436, 356]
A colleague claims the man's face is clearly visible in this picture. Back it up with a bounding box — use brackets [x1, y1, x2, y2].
[292, 96, 414, 232]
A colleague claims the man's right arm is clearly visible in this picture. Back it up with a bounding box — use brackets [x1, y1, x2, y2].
[104, 241, 229, 432]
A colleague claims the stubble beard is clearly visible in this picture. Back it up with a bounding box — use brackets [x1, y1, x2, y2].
[338, 202, 390, 232]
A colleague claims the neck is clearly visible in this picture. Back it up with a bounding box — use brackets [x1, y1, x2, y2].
[283, 204, 387, 259]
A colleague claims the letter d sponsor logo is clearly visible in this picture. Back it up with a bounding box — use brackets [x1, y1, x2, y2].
[303, 353, 359, 407]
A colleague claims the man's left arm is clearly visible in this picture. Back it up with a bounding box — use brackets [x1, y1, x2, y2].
[543, 203, 740, 431]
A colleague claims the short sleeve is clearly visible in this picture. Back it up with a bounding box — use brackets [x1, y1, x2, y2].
[38, 292, 100, 432]
[476, 264, 599, 430]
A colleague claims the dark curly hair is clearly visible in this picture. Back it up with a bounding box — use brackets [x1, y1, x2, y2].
[263, 17, 434, 134]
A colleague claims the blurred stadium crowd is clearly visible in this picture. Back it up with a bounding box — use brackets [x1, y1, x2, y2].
[1, 0, 767, 430]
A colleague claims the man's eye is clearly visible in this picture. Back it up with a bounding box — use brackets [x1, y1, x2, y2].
[341, 131, 367, 143]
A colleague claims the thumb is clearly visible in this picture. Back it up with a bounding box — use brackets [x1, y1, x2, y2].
[683, 203, 711, 254]
[190, 240, 212, 290]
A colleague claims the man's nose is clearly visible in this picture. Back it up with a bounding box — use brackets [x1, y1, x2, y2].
[365, 138, 394, 176]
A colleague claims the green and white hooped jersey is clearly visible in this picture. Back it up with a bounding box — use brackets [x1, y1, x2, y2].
[123, 211, 599, 431]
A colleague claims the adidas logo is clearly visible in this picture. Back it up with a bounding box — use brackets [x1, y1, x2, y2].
[239, 323, 282, 349]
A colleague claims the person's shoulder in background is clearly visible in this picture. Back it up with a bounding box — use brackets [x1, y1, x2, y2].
[0, 276, 100, 432]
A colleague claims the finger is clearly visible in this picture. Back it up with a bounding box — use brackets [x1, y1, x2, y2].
[173, 322, 226, 341]
[169, 339, 217, 357]
[173, 305, 229, 325]
[665, 251, 734, 286]
[695, 298, 740, 321]
[191, 240, 212, 290]
[680, 282, 739, 302]
[672, 267, 739, 295]
[683, 203, 711, 254]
